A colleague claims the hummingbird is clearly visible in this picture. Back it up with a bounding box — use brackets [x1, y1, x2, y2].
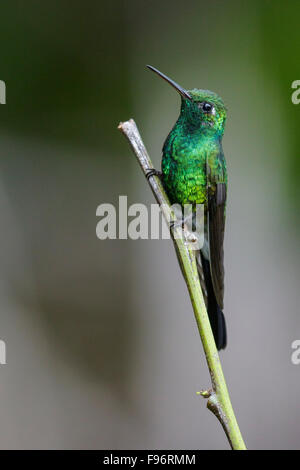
[147, 65, 227, 350]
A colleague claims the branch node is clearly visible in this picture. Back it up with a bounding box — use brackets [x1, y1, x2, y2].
[197, 389, 213, 399]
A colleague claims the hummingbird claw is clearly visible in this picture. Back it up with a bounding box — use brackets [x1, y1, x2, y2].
[169, 219, 184, 231]
[145, 168, 163, 181]
[183, 229, 198, 246]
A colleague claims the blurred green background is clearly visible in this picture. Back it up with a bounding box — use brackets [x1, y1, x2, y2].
[0, 0, 299, 449]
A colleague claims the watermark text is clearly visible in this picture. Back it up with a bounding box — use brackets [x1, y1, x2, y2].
[0, 80, 6, 104]
[96, 196, 205, 250]
[0, 340, 6, 364]
[291, 340, 300, 365]
[291, 80, 300, 104]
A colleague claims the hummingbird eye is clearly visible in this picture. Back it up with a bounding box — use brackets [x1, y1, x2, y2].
[201, 102, 214, 113]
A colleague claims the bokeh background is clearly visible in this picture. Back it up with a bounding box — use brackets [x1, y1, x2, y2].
[0, 0, 299, 450]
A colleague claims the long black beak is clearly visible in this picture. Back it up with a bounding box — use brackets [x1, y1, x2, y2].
[147, 65, 192, 101]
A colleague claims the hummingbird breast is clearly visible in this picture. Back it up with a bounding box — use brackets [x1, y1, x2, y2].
[162, 134, 208, 206]
[162, 126, 226, 207]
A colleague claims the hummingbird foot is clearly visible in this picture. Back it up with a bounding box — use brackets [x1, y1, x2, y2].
[145, 168, 163, 181]
[169, 218, 184, 231]
[170, 218, 201, 250]
[182, 225, 199, 246]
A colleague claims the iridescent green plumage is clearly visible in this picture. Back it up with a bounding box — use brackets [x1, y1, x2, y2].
[162, 89, 227, 206]
[147, 66, 228, 350]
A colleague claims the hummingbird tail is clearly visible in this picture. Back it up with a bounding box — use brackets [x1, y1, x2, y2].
[197, 253, 227, 350]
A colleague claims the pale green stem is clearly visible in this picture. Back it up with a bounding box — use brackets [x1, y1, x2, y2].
[118, 119, 246, 450]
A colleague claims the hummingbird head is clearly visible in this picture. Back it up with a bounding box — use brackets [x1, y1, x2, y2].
[147, 65, 227, 137]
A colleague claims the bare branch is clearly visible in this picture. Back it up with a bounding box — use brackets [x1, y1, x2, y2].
[118, 118, 246, 450]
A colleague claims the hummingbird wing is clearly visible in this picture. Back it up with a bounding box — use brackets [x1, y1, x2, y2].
[208, 182, 226, 309]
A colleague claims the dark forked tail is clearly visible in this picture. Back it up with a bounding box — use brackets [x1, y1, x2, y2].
[199, 253, 227, 350]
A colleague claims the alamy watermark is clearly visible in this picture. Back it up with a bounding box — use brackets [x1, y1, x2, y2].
[0, 340, 6, 365]
[291, 80, 300, 104]
[291, 340, 300, 365]
[0, 83, 6, 364]
[96, 196, 205, 250]
[0, 80, 6, 104]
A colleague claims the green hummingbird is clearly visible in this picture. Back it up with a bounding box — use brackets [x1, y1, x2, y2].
[147, 65, 227, 350]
